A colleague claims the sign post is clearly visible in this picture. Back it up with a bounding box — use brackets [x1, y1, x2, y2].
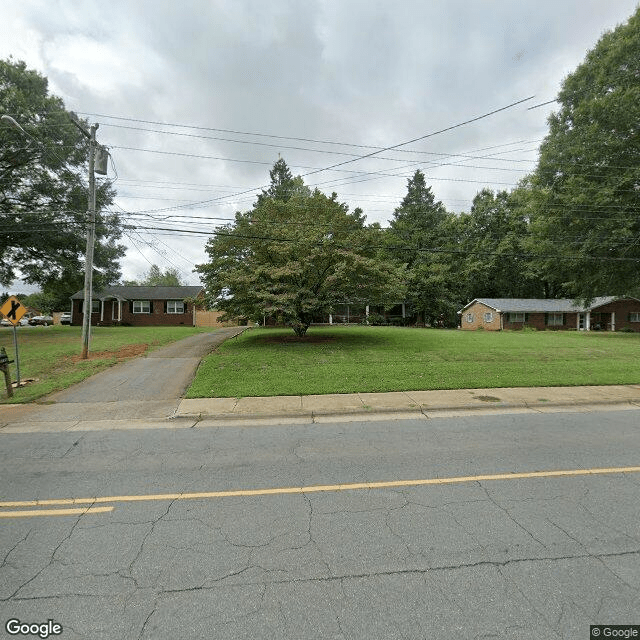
[0, 347, 14, 397]
[0, 295, 25, 386]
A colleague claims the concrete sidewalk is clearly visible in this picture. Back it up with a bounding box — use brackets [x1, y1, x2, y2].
[176, 384, 640, 425]
[2, 384, 639, 433]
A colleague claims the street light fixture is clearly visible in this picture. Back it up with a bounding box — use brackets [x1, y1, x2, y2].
[1, 114, 27, 133]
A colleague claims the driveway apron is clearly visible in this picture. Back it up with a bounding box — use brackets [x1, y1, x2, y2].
[2, 327, 245, 424]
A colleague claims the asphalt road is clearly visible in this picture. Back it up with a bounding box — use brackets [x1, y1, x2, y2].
[1, 410, 639, 639]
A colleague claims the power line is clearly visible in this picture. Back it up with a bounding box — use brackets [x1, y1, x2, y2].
[76, 111, 539, 157]
[298, 96, 537, 179]
[99, 121, 547, 168]
[101, 96, 538, 217]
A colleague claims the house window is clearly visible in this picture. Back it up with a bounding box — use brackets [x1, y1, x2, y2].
[466, 313, 474, 323]
[167, 300, 185, 314]
[484, 312, 493, 323]
[508, 312, 525, 323]
[133, 300, 151, 314]
[81, 300, 100, 313]
[630, 312, 640, 322]
[547, 313, 564, 326]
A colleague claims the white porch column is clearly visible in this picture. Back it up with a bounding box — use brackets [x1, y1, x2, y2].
[100, 300, 104, 322]
[586, 312, 591, 331]
[611, 312, 615, 332]
[329, 314, 333, 325]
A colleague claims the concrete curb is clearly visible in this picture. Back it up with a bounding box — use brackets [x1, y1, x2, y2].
[173, 387, 640, 424]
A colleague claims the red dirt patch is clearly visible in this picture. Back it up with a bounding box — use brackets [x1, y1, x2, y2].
[68, 343, 149, 362]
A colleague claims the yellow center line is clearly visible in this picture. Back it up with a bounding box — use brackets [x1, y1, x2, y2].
[0, 506, 114, 519]
[0, 466, 639, 510]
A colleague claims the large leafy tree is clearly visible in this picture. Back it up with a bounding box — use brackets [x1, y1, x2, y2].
[529, 8, 640, 299]
[197, 160, 404, 336]
[457, 188, 540, 300]
[0, 58, 125, 295]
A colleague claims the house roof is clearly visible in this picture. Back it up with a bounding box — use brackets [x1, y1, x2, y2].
[458, 296, 623, 314]
[71, 285, 203, 300]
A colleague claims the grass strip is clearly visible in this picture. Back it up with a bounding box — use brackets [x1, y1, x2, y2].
[187, 326, 640, 398]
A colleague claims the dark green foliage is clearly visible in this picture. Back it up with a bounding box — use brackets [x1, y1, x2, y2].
[386, 170, 460, 323]
[457, 188, 540, 299]
[529, 8, 640, 299]
[255, 157, 298, 206]
[0, 58, 125, 296]
[196, 160, 404, 336]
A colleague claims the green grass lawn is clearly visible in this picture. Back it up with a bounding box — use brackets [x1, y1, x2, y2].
[187, 326, 640, 398]
[0, 325, 209, 404]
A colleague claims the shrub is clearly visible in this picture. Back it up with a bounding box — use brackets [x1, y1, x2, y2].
[363, 312, 387, 326]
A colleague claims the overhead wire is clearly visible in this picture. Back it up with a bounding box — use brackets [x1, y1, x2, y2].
[97, 95, 540, 217]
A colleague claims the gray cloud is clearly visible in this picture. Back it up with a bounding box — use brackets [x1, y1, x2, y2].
[2, 0, 638, 284]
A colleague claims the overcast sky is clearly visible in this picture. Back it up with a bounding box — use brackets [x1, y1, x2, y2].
[2, 0, 638, 290]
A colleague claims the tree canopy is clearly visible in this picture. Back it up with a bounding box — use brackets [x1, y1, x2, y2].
[0, 58, 125, 296]
[196, 160, 404, 336]
[529, 7, 640, 299]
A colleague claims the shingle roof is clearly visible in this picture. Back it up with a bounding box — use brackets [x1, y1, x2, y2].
[459, 296, 619, 313]
[71, 285, 203, 300]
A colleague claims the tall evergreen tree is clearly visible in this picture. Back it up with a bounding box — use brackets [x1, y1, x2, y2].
[255, 157, 297, 206]
[388, 170, 448, 267]
[387, 170, 458, 324]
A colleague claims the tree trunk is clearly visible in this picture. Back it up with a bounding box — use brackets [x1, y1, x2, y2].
[292, 324, 309, 337]
[291, 313, 311, 337]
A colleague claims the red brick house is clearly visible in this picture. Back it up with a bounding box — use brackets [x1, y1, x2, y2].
[458, 297, 640, 331]
[71, 286, 204, 327]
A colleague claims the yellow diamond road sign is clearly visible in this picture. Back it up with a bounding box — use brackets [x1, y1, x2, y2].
[0, 296, 26, 326]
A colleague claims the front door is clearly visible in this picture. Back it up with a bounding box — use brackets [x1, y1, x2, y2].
[578, 313, 586, 330]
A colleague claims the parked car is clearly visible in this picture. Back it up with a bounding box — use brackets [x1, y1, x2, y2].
[1, 315, 31, 327]
[29, 315, 54, 326]
[59, 312, 72, 325]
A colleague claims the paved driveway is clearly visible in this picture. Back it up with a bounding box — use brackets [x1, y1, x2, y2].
[1, 327, 245, 426]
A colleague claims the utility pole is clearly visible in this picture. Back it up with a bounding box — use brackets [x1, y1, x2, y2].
[71, 117, 99, 359]
[81, 123, 98, 359]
